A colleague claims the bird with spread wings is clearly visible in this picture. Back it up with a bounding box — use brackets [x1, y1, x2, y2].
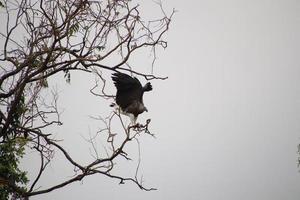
[111, 72, 152, 124]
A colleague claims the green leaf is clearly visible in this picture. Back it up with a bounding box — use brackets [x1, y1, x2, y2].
[69, 23, 80, 36]
[64, 70, 71, 83]
[96, 46, 105, 51]
[0, 139, 28, 198]
[40, 78, 48, 88]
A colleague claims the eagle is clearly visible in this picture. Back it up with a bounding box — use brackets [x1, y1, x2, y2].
[111, 72, 152, 124]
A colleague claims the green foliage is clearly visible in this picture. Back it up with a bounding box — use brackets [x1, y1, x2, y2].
[0, 138, 28, 199]
[68, 23, 80, 36]
[64, 70, 71, 83]
[298, 144, 300, 168]
[40, 78, 49, 88]
[96, 46, 105, 51]
[11, 94, 26, 129]
[1, 93, 28, 199]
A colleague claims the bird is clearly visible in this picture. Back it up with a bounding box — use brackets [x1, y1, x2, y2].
[111, 72, 152, 124]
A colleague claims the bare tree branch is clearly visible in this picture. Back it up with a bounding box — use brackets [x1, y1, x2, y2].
[0, 0, 173, 198]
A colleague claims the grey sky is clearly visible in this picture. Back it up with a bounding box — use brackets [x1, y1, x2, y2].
[21, 0, 300, 199]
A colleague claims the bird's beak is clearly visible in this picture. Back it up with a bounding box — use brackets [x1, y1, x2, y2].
[145, 107, 148, 112]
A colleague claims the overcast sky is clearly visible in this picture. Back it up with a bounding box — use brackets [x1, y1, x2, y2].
[21, 0, 300, 199]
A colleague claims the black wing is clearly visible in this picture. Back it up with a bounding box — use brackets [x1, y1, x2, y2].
[112, 73, 143, 110]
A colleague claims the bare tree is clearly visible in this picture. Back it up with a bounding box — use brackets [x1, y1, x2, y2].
[0, 0, 174, 198]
